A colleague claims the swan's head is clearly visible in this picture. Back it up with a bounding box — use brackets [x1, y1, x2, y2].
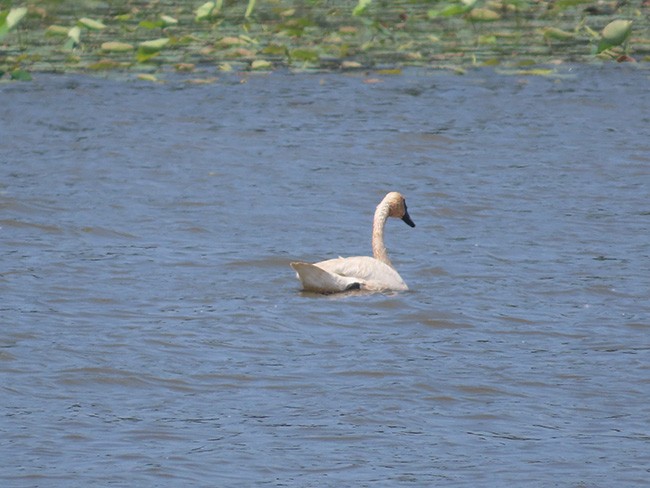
[384, 192, 415, 228]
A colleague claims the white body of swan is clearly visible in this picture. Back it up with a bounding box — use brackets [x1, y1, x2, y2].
[291, 191, 415, 294]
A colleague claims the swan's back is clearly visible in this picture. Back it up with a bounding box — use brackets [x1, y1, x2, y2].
[316, 256, 408, 292]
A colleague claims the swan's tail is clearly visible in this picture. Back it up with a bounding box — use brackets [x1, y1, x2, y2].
[290, 262, 362, 294]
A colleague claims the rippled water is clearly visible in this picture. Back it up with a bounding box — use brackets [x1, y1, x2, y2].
[2, 67, 649, 487]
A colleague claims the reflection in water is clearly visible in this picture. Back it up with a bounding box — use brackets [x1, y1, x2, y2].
[1, 67, 649, 486]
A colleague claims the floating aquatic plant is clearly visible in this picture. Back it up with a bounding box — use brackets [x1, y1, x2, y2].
[0, 7, 27, 40]
[45, 25, 70, 37]
[0, 0, 648, 78]
[65, 26, 81, 50]
[140, 14, 178, 30]
[78, 18, 106, 31]
[467, 8, 501, 22]
[428, 0, 478, 19]
[101, 41, 134, 53]
[543, 27, 576, 42]
[353, 0, 373, 17]
[244, 0, 257, 19]
[598, 19, 632, 54]
[195, 1, 223, 22]
[251, 59, 272, 70]
[160, 15, 178, 27]
[10, 69, 31, 81]
[137, 38, 170, 62]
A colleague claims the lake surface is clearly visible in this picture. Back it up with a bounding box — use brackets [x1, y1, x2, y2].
[1, 66, 649, 487]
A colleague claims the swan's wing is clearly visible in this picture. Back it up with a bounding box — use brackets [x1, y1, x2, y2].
[315, 256, 408, 292]
[290, 262, 363, 294]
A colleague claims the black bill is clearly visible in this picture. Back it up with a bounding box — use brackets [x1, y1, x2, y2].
[402, 205, 415, 227]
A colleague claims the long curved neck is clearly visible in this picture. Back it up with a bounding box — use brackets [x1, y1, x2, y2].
[372, 200, 393, 268]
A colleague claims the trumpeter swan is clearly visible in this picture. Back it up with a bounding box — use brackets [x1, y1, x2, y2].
[291, 191, 415, 294]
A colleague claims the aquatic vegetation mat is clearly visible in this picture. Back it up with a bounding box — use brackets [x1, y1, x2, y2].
[1, 0, 648, 79]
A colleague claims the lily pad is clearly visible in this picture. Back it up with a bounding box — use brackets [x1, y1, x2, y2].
[290, 48, 319, 62]
[261, 44, 287, 56]
[341, 60, 363, 69]
[64, 26, 81, 49]
[6, 7, 27, 29]
[467, 8, 501, 22]
[543, 27, 575, 41]
[45, 25, 71, 37]
[196, 1, 221, 22]
[101, 41, 134, 52]
[139, 20, 164, 30]
[78, 18, 106, 30]
[429, 0, 477, 18]
[88, 59, 125, 70]
[353, 0, 373, 16]
[139, 38, 170, 53]
[0, 7, 28, 39]
[598, 19, 632, 53]
[251, 59, 272, 70]
[244, 0, 257, 19]
[217, 36, 246, 47]
[137, 73, 159, 82]
[137, 38, 170, 62]
[160, 15, 178, 27]
[10, 69, 32, 81]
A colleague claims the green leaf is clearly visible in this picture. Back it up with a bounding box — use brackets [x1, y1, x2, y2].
[467, 8, 501, 21]
[290, 48, 319, 62]
[478, 34, 498, 44]
[137, 73, 159, 82]
[429, 4, 469, 18]
[602, 19, 632, 45]
[78, 18, 106, 30]
[251, 59, 272, 70]
[139, 20, 164, 29]
[67, 26, 81, 46]
[136, 51, 160, 63]
[244, 0, 257, 18]
[552, 0, 592, 12]
[0, 7, 28, 40]
[261, 44, 288, 56]
[45, 25, 70, 37]
[88, 59, 123, 70]
[195, 2, 218, 22]
[160, 15, 178, 27]
[137, 38, 170, 62]
[514, 68, 555, 76]
[101, 41, 134, 52]
[543, 27, 575, 41]
[139, 38, 170, 53]
[429, 0, 479, 18]
[10, 69, 32, 81]
[7, 7, 27, 29]
[598, 19, 632, 53]
[353, 0, 372, 16]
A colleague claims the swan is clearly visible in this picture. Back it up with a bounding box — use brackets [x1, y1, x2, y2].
[290, 191, 415, 294]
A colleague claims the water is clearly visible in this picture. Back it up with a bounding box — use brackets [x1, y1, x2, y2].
[1, 66, 649, 487]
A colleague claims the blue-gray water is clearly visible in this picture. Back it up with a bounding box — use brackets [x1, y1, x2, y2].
[1, 66, 649, 487]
